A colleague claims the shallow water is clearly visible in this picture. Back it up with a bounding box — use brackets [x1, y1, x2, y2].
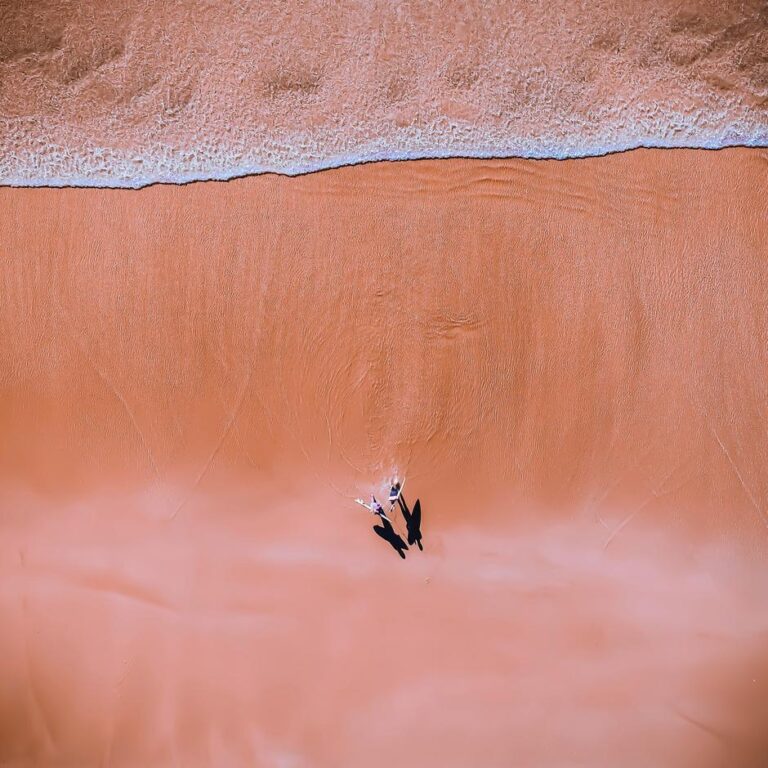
[2, 0, 768, 185]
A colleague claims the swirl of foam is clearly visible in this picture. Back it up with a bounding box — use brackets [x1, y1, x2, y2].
[1, 0, 767, 187]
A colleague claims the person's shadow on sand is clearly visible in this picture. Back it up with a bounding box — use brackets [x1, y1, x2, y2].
[373, 516, 409, 559]
[398, 496, 423, 551]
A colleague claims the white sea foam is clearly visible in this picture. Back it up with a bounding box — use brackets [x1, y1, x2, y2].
[1, 0, 767, 187]
[3, 121, 767, 189]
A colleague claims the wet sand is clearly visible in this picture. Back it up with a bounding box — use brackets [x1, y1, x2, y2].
[1, 149, 768, 766]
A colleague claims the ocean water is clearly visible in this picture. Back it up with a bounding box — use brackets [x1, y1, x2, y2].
[2, 0, 767, 187]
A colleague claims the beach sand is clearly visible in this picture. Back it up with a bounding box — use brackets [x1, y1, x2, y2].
[1, 148, 768, 766]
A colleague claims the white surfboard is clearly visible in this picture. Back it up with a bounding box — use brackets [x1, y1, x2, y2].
[388, 477, 406, 505]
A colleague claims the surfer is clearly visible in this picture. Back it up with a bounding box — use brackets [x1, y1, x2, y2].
[389, 479, 410, 520]
[355, 483, 417, 557]
[371, 495, 388, 519]
[356, 495, 391, 522]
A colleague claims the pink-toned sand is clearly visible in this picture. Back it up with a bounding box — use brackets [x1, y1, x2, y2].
[1, 149, 767, 766]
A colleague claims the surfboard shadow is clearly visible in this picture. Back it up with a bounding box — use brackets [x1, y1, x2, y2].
[398, 496, 423, 550]
[373, 516, 409, 559]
